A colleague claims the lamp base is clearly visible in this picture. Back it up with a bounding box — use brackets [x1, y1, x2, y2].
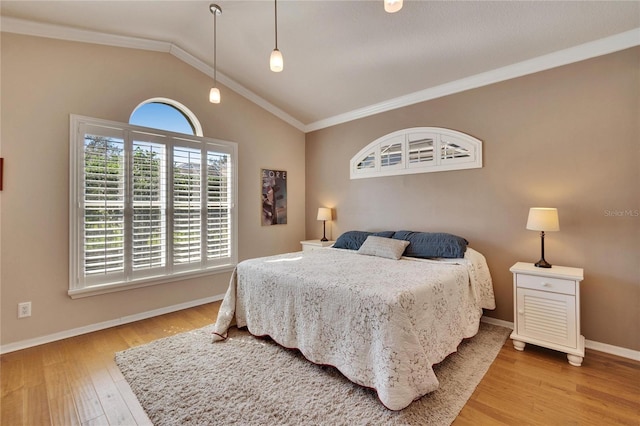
[320, 237, 328, 242]
[534, 259, 552, 268]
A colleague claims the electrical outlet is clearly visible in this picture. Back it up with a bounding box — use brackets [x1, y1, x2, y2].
[18, 302, 31, 318]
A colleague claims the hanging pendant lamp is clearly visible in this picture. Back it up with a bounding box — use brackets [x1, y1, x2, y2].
[209, 4, 222, 103]
[270, 0, 283, 72]
[384, 0, 403, 13]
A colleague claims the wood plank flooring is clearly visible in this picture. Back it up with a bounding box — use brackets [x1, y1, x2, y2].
[2, 302, 638, 425]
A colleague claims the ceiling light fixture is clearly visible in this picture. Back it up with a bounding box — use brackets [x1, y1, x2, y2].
[270, 0, 283, 72]
[384, 0, 403, 13]
[209, 3, 222, 104]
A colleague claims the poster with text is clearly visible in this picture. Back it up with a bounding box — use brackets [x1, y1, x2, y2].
[261, 169, 287, 225]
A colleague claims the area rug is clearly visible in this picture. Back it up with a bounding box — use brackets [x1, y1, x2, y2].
[115, 322, 510, 425]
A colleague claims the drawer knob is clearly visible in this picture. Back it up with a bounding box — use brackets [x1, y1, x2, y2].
[518, 309, 525, 315]
[542, 282, 551, 287]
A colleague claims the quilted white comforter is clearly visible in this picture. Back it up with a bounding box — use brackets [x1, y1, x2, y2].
[212, 247, 495, 410]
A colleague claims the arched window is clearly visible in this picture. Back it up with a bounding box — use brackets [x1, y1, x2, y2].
[69, 99, 237, 298]
[130, 98, 203, 136]
[350, 127, 483, 179]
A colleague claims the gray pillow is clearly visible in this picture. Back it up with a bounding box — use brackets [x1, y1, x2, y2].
[357, 236, 410, 260]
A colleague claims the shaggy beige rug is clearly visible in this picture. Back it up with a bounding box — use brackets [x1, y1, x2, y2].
[116, 322, 510, 425]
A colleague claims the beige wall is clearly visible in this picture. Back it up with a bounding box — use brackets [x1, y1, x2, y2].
[306, 47, 640, 351]
[0, 34, 305, 346]
[2, 32, 638, 353]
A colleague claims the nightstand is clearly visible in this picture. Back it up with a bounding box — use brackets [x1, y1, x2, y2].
[510, 262, 585, 366]
[300, 239, 335, 252]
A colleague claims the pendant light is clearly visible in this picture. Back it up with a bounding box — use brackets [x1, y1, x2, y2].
[270, 0, 283, 72]
[209, 4, 222, 103]
[384, 0, 403, 13]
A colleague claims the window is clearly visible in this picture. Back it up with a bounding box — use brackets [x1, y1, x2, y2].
[350, 127, 482, 179]
[69, 114, 237, 298]
[380, 136, 403, 169]
[408, 135, 434, 165]
[130, 100, 200, 136]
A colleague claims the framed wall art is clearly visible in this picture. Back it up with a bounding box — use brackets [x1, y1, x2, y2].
[261, 168, 287, 225]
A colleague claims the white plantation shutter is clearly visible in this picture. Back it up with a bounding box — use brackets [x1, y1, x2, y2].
[131, 136, 167, 276]
[81, 126, 126, 286]
[206, 151, 231, 262]
[350, 127, 482, 179]
[172, 147, 202, 267]
[408, 135, 435, 165]
[70, 116, 237, 297]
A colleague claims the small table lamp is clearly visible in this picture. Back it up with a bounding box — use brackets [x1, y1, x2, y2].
[317, 208, 332, 242]
[526, 207, 560, 268]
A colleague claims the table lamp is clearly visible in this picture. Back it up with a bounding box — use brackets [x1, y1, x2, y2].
[317, 208, 332, 242]
[526, 207, 560, 268]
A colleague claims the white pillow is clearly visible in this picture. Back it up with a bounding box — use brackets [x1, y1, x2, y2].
[357, 236, 410, 260]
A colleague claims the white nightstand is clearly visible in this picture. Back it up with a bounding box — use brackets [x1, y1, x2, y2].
[300, 239, 335, 252]
[510, 262, 585, 366]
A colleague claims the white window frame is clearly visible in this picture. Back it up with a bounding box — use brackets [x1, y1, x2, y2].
[69, 115, 238, 298]
[350, 127, 482, 179]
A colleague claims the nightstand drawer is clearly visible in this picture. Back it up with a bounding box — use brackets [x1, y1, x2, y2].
[300, 240, 335, 252]
[516, 274, 575, 295]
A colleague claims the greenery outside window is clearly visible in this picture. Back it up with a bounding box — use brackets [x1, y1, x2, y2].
[69, 115, 237, 298]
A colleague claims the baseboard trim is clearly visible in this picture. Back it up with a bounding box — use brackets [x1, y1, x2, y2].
[1, 307, 636, 361]
[584, 339, 640, 361]
[481, 316, 640, 361]
[480, 316, 514, 329]
[0, 294, 225, 355]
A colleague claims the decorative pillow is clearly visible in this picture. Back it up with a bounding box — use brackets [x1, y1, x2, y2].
[357, 236, 410, 260]
[392, 230, 468, 259]
[333, 230, 395, 250]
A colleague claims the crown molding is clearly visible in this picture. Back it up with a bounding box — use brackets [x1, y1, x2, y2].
[305, 27, 640, 132]
[2, 17, 638, 134]
[0, 16, 306, 132]
[169, 44, 305, 131]
[1, 16, 170, 52]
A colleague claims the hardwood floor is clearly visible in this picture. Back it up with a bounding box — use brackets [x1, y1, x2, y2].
[455, 340, 640, 425]
[2, 302, 638, 425]
[1, 303, 219, 426]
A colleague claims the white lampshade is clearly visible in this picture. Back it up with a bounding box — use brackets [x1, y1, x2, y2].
[209, 87, 221, 104]
[526, 208, 560, 232]
[384, 0, 403, 13]
[317, 207, 332, 221]
[270, 49, 284, 72]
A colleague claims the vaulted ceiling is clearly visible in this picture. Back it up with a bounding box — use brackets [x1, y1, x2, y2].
[2, 1, 639, 131]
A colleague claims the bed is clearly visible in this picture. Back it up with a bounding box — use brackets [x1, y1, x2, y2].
[212, 231, 496, 410]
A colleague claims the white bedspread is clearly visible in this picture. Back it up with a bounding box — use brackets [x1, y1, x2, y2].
[212, 247, 495, 410]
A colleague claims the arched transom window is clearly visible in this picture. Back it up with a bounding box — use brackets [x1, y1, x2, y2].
[350, 127, 483, 179]
[130, 98, 203, 136]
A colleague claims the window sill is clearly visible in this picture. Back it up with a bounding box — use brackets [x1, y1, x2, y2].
[68, 264, 236, 299]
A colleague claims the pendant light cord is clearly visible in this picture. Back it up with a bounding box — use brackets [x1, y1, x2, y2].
[274, 0, 278, 50]
[213, 11, 217, 84]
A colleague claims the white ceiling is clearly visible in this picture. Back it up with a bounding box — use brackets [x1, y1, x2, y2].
[1, 1, 639, 131]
